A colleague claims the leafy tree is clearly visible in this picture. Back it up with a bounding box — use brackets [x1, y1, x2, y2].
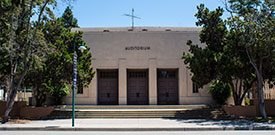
[182, 4, 253, 106]
[0, 44, 10, 86]
[61, 6, 79, 29]
[0, 0, 13, 102]
[23, 11, 94, 106]
[0, 0, 21, 19]
[182, 1, 274, 119]
[0, 0, 88, 123]
[0, 41, 9, 98]
[23, 17, 70, 106]
[0, 0, 57, 123]
[225, 0, 275, 119]
[44, 29, 94, 106]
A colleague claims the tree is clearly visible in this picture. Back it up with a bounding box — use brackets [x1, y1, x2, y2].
[0, 0, 21, 19]
[1, 0, 90, 123]
[0, 42, 10, 86]
[182, 1, 274, 118]
[182, 4, 254, 106]
[41, 29, 94, 106]
[61, 6, 79, 29]
[225, 0, 275, 119]
[23, 17, 69, 106]
[23, 8, 94, 106]
[1, 0, 57, 123]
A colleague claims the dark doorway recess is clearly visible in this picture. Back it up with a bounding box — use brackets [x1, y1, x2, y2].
[127, 70, 149, 105]
[97, 69, 118, 105]
[157, 69, 179, 105]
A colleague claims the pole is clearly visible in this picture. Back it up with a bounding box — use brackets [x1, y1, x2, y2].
[132, 8, 134, 30]
[72, 36, 79, 127]
[72, 83, 75, 127]
[72, 36, 86, 127]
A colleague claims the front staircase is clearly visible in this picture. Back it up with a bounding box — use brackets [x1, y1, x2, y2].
[47, 105, 233, 119]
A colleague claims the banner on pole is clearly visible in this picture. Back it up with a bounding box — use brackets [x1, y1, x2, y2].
[73, 55, 77, 86]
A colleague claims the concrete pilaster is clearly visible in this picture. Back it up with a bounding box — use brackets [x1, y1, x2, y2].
[89, 71, 97, 104]
[179, 60, 187, 104]
[149, 59, 157, 105]
[119, 59, 127, 105]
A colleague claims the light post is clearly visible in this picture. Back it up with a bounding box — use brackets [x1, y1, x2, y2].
[72, 36, 87, 127]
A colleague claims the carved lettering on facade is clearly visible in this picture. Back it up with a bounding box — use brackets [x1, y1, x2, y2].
[125, 46, 150, 50]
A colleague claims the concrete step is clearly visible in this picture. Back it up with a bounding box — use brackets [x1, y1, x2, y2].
[47, 105, 233, 120]
[57, 105, 206, 110]
[75, 113, 176, 116]
[76, 115, 174, 118]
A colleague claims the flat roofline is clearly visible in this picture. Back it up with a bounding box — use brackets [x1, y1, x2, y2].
[71, 27, 202, 32]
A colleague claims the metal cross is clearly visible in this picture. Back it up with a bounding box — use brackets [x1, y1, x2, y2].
[124, 8, 141, 30]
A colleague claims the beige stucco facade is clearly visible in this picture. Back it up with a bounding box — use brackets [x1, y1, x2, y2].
[64, 27, 213, 105]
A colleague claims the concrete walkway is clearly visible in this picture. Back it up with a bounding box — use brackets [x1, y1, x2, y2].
[1, 118, 275, 131]
[55, 109, 189, 111]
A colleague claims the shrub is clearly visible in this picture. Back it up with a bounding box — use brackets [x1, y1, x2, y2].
[46, 82, 70, 105]
[208, 80, 232, 105]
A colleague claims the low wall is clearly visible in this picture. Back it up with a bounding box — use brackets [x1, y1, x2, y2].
[0, 101, 26, 117]
[1, 101, 54, 119]
[259, 100, 275, 116]
[223, 100, 275, 117]
[20, 106, 54, 119]
[222, 105, 257, 117]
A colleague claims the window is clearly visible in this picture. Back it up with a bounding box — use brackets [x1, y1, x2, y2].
[158, 70, 176, 78]
[129, 71, 147, 78]
[100, 71, 118, 78]
[193, 83, 199, 93]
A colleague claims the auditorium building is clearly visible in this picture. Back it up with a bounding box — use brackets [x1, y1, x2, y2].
[64, 27, 213, 105]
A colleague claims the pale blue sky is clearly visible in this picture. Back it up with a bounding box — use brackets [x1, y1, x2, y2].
[54, 0, 227, 28]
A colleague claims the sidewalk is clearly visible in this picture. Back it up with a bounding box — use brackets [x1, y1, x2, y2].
[1, 118, 275, 131]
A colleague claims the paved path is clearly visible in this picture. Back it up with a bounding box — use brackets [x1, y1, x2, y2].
[1, 118, 275, 131]
[1, 131, 275, 135]
[56, 109, 189, 111]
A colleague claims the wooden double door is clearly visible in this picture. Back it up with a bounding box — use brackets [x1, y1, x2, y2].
[97, 70, 118, 105]
[127, 70, 149, 105]
[157, 69, 179, 105]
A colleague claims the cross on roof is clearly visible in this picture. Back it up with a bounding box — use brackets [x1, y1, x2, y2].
[123, 8, 141, 30]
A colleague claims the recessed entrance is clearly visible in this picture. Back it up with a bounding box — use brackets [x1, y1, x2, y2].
[127, 70, 149, 105]
[157, 69, 179, 105]
[97, 70, 118, 105]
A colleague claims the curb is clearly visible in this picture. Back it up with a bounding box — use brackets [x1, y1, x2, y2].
[0, 127, 275, 131]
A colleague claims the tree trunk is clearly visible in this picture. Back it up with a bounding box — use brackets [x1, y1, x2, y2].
[233, 97, 242, 105]
[2, 9, 15, 124]
[35, 89, 47, 107]
[246, 46, 267, 119]
[230, 79, 250, 106]
[256, 60, 266, 119]
[33, 83, 48, 107]
[257, 75, 266, 118]
[231, 80, 242, 105]
[2, 87, 18, 123]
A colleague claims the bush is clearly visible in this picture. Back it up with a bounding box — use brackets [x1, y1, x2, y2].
[208, 80, 232, 105]
[45, 82, 70, 105]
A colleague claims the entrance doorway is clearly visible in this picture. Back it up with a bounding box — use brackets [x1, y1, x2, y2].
[157, 69, 179, 105]
[127, 70, 149, 105]
[97, 69, 118, 105]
